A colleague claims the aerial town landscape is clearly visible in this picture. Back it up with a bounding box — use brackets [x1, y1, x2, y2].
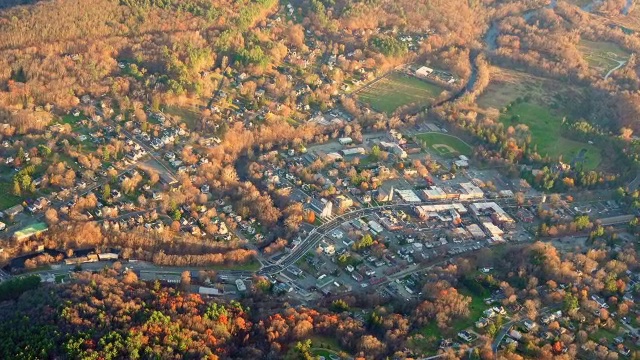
[0, 0, 640, 359]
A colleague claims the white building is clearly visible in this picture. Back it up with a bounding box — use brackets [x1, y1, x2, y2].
[423, 186, 448, 200]
[199, 286, 222, 296]
[395, 189, 421, 203]
[341, 147, 366, 156]
[235, 279, 246, 292]
[459, 182, 484, 200]
[338, 137, 353, 145]
[415, 66, 434, 78]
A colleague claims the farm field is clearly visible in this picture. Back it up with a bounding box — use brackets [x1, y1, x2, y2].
[578, 39, 630, 76]
[415, 132, 472, 157]
[358, 73, 444, 115]
[500, 102, 602, 169]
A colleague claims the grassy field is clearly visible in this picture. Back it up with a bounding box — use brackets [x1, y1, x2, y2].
[477, 67, 601, 169]
[500, 102, 601, 169]
[477, 67, 582, 110]
[207, 260, 261, 272]
[358, 73, 444, 115]
[163, 105, 200, 128]
[309, 335, 346, 353]
[578, 39, 630, 76]
[0, 181, 22, 209]
[415, 133, 472, 157]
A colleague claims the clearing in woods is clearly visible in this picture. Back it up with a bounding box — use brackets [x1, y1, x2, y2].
[358, 72, 445, 115]
[577, 39, 630, 77]
[477, 67, 602, 170]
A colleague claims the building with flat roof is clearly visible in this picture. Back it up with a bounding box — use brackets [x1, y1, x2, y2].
[459, 182, 484, 200]
[379, 141, 407, 159]
[199, 286, 223, 296]
[415, 203, 467, 220]
[415, 66, 434, 78]
[482, 222, 504, 240]
[235, 279, 246, 292]
[368, 220, 384, 235]
[395, 189, 421, 203]
[4, 204, 24, 217]
[467, 224, 486, 239]
[423, 186, 448, 200]
[469, 202, 515, 227]
[341, 147, 366, 156]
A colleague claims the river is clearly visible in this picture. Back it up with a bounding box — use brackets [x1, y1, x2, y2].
[622, 0, 633, 15]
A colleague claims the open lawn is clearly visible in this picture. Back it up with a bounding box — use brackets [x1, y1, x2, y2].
[590, 326, 622, 343]
[415, 133, 472, 157]
[358, 73, 444, 115]
[500, 102, 601, 169]
[477, 67, 601, 169]
[207, 260, 261, 272]
[578, 39, 630, 76]
[0, 181, 22, 209]
[477, 67, 583, 110]
[309, 335, 346, 353]
[163, 106, 200, 128]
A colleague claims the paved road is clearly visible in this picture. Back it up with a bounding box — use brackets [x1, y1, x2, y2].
[492, 306, 559, 355]
[263, 195, 544, 276]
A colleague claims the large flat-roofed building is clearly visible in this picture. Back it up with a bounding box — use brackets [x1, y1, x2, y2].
[467, 224, 486, 239]
[459, 182, 484, 200]
[341, 147, 366, 156]
[415, 203, 467, 220]
[423, 186, 447, 200]
[199, 286, 223, 296]
[469, 202, 515, 227]
[482, 222, 504, 241]
[395, 189, 421, 203]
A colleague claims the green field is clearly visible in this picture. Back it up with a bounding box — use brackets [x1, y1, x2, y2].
[309, 335, 347, 353]
[415, 132, 472, 157]
[500, 102, 601, 170]
[164, 106, 200, 128]
[0, 181, 23, 209]
[578, 39, 630, 76]
[358, 73, 444, 115]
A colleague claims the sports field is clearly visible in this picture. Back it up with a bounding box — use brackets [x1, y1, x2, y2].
[500, 102, 601, 170]
[358, 73, 444, 115]
[415, 133, 472, 157]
